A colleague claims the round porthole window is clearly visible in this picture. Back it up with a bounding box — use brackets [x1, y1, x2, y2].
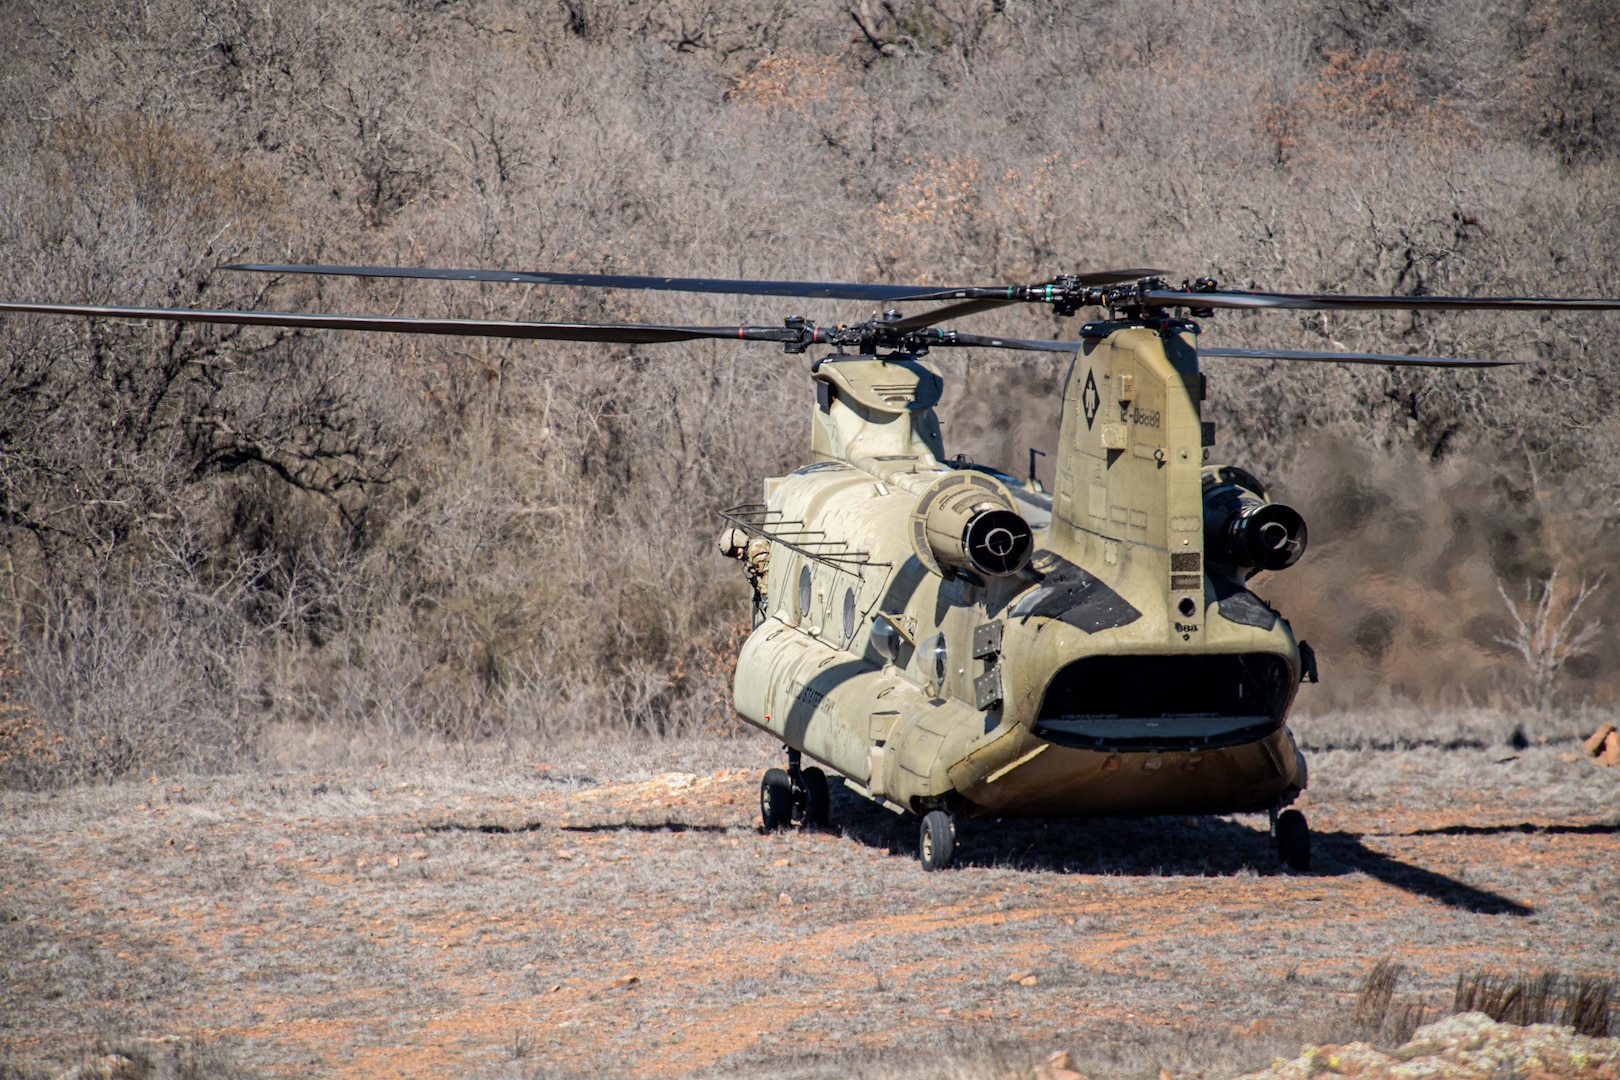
[798, 565, 812, 623]
[842, 588, 856, 642]
[871, 615, 902, 663]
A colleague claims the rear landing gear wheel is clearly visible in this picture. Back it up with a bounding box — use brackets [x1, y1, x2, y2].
[919, 810, 956, 871]
[761, 768, 794, 832]
[1276, 809, 1310, 871]
[801, 766, 830, 827]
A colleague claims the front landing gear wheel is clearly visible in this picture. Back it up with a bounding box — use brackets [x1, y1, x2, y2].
[1276, 809, 1310, 871]
[761, 768, 794, 832]
[801, 766, 830, 827]
[919, 810, 956, 871]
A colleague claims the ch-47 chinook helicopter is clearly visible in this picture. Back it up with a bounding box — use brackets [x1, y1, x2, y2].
[6, 265, 1619, 870]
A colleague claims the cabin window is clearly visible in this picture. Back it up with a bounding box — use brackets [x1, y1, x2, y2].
[798, 565, 812, 624]
[917, 633, 948, 691]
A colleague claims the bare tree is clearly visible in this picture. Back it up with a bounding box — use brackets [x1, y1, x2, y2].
[3, 0, 1620, 780]
[1496, 571, 1604, 714]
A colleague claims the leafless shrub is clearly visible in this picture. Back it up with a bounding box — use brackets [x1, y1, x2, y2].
[1, 1033, 252, 1080]
[1, 540, 292, 787]
[1353, 959, 1435, 1048]
[1512, 0, 1620, 164]
[1384, 999, 1434, 1047]
[1354, 957, 1404, 1033]
[1454, 969, 1614, 1037]
[1495, 571, 1604, 714]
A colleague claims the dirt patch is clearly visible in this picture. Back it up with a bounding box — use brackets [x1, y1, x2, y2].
[2, 738, 1617, 1078]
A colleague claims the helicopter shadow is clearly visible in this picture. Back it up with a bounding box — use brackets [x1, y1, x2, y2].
[825, 780, 1533, 916]
[1407, 821, 1620, 838]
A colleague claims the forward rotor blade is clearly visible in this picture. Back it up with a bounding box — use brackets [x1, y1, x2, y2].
[1144, 288, 1620, 313]
[225, 263, 1165, 303]
[227, 263, 946, 301]
[888, 298, 1020, 332]
[1198, 346, 1515, 367]
[0, 302, 803, 346]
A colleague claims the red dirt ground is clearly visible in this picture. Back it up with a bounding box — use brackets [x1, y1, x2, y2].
[2, 741, 1617, 1078]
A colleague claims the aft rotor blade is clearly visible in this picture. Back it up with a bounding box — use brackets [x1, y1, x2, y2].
[944, 333, 1082, 352]
[0, 302, 805, 345]
[226, 262, 1165, 304]
[923, 336, 1514, 365]
[1198, 346, 1515, 367]
[1143, 288, 1620, 313]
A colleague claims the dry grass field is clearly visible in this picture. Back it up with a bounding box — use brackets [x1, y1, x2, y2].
[4, 719, 1617, 1079]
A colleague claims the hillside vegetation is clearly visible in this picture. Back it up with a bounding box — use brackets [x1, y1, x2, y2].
[2, 0, 1618, 784]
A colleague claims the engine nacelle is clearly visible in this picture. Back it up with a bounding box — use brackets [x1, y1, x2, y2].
[909, 471, 1033, 578]
[1202, 465, 1307, 572]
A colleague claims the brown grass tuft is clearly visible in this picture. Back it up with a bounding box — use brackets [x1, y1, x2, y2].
[1454, 969, 1614, 1037]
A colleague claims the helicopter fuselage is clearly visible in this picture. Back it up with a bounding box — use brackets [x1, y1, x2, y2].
[730, 324, 1308, 821]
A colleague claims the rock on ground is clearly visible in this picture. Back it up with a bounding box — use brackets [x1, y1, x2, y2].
[1235, 1013, 1618, 1080]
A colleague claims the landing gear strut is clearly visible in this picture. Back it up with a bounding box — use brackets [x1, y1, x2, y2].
[1269, 803, 1310, 871]
[759, 747, 830, 831]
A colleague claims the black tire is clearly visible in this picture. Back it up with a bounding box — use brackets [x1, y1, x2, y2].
[801, 766, 830, 827]
[919, 810, 956, 871]
[1276, 809, 1310, 871]
[761, 768, 794, 832]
